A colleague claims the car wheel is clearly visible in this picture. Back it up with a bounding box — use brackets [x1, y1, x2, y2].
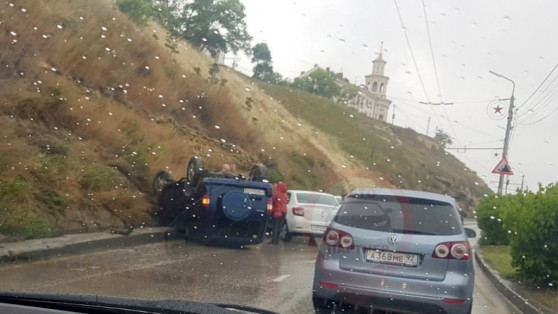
[158, 188, 176, 226]
[312, 296, 334, 313]
[153, 170, 174, 196]
[280, 221, 292, 242]
[183, 224, 191, 240]
[187, 156, 205, 186]
[249, 164, 268, 181]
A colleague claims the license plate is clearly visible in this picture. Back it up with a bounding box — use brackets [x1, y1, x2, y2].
[244, 188, 264, 195]
[366, 250, 419, 267]
[311, 225, 327, 233]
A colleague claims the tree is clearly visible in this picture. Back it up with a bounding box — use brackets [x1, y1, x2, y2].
[252, 63, 274, 81]
[434, 129, 453, 148]
[155, 0, 252, 57]
[337, 84, 359, 103]
[291, 68, 340, 99]
[251, 43, 272, 64]
[116, 0, 153, 26]
[251, 43, 274, 81]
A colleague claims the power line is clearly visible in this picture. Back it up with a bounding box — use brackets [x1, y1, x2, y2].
[518, 72, 558, 116]
[391, 96, 497, 105]
[518, 105, 558, 125]
[517, 82, 558, 124]
[393, 0, 431, 103]
[516, 59, 558, 111]
[396, 98, 499, 139]
[421, 0, 442, 101]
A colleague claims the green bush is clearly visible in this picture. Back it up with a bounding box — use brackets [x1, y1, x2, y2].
[0, 178, 30, 203]
[476, 194, 509, 245]
[36, 190, 65, 212]
[80, 165, 121, 191]
[266, 167, 284, 183]
[508, 184, 558, 285]
[477, 184, 558, 286]
[47, 142, 70, 156]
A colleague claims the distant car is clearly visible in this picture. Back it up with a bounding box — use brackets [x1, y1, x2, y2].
[313, 188, 476, 314]
[281, 190, 340, 242]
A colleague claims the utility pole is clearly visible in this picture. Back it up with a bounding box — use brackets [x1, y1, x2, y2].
[520, 174, 525, 191]
[489, 70, 515, 195]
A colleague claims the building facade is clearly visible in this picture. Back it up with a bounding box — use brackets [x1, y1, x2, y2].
[347, 50, 392, 122]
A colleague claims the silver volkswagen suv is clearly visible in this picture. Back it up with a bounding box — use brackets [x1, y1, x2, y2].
[313, 188, 476, 313]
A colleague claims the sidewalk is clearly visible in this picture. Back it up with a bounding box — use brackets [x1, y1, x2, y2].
[475, 248, 550, 314]
[0, 227, 175, 263]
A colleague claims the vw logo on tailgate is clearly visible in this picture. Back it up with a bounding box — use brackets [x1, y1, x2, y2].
[388, 234, 399, 245]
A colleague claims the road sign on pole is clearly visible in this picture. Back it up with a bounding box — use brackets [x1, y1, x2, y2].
[492, 157, 513, 175]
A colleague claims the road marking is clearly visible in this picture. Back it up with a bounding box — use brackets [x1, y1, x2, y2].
[272, 274, 290, 282]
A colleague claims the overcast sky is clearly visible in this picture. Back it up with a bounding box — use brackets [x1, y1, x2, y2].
[230, 0, 558, 192]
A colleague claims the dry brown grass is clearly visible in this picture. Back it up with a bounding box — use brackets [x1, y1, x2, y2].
[0, 0, 382, 239]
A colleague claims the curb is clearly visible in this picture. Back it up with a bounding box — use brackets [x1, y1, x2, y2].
[0, 227, 180, 264]
[474, 248, 544, 314]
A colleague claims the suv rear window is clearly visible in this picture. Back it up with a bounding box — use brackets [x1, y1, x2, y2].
[334, 194, 461, 235]
[295, 192, 338, 206]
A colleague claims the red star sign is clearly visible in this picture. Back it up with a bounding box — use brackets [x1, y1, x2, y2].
[493, 105, 503, 114]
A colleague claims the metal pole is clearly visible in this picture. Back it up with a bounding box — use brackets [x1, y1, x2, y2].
[489, 71, 515, 195]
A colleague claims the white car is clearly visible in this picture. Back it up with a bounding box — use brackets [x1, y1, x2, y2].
[281, 190, 340, 242]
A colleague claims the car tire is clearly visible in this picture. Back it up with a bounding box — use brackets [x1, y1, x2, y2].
[312, 296, 334, 313]
[158, 187, 177, 226]
[153, 170, 174, 196]
[187, 156, 205, 186]
[249, 164, 268, 182]
[183, 224, 191, 240]
[281, 221, 292, 242]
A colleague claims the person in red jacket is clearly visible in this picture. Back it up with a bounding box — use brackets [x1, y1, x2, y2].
[270, 181, 288, 244]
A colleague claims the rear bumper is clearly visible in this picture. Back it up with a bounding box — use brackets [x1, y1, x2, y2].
[288, 216, 328, 235]
[313, 256, 474, 314]
[206, 218, 267, 245]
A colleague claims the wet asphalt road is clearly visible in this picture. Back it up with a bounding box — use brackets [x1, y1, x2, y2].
[0, 223, 520, 314]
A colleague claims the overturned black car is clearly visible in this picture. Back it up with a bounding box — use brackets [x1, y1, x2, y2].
[153, 157, 273, 246]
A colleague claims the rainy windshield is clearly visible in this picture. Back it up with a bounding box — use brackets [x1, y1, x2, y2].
[0, 0, 556, 313]
[334, 195, 461, 235]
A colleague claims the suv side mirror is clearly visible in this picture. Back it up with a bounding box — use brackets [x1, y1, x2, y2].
[464, 228, 476, 238]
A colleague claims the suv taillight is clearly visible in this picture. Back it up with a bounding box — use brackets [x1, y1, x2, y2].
[433, 241, 470, 260]
[202, 194, 210, 208]
[323, 228, 354, 249]
[267, 200, 272, 213]
[292, 207, 304, 216]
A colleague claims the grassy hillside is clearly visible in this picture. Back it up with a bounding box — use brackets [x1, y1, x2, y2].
[0, 0, 487, 240]
[259, 83, 491, 211]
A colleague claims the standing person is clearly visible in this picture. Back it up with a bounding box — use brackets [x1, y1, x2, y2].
[270, 181, 288, 244]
